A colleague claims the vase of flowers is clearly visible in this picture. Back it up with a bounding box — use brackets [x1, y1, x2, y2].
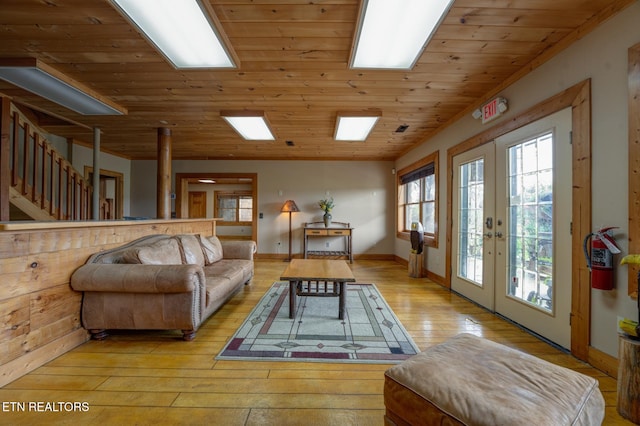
[318, 197, 334, 227]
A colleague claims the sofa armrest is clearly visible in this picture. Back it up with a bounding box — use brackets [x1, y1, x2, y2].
[221, 240, 256, 260]
[70, 264, 206, 293]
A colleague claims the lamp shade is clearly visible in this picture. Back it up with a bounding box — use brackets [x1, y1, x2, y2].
[281, 200, 300, 213]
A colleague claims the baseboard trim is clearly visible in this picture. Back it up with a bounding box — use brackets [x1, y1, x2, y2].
[255, 253, 289, 260]
[394, 255, 408, 267]
[588, 345, 618, 378]
[393, 255, 446, 286]
[426, 270, 446, 286]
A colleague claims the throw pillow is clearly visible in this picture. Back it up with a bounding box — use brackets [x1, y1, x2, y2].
[199, 235, 224, 265]
[122, 237, 183, 265]
[176, 234, 206, 266]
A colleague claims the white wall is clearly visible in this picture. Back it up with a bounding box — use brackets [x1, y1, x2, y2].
[130, 160, 157, 218]
[396, 3, 640, 357]
[130, 159, 396, 257]
[72, 144, 132, 217]
[46, 134, 132, 217]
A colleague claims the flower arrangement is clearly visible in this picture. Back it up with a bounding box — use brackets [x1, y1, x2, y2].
[318, 197, 334, 214]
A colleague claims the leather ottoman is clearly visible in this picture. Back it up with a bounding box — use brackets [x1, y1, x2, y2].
[383, 333, 605, 426]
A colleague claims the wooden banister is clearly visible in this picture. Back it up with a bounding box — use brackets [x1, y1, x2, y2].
[6, 103, 111, 221]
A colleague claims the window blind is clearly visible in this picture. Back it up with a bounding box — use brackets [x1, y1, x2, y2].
[399, 162, 435, 185]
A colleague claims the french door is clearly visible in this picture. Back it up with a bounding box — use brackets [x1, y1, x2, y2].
[452, 143, 496, 310]
[452, 108, 572, 348]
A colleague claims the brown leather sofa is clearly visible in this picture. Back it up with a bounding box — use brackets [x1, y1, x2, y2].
[71, 234, 255, 341]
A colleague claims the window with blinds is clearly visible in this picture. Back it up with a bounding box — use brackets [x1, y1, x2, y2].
[397, 151, 438, 247]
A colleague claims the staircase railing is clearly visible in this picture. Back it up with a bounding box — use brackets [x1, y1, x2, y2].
[9, 104, 110, 220]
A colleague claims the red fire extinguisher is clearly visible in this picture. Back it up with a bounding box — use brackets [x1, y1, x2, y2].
[583, 227, 621, 290]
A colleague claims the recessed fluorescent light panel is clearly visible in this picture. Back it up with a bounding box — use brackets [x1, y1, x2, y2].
[335, 113, 381, 141]
[350, 0, 454, 69]
[0, 59, 126, 115]
[110, 0, 236, 69]
[221, 111, 276, 141]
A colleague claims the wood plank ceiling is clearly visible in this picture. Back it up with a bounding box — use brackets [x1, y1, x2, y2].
[0, 0, 632, 161]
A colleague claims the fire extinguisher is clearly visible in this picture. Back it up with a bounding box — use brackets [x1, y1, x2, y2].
[583, 227, 621, 290]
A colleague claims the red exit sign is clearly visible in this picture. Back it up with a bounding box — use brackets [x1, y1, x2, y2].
[481, 97, 507, 124]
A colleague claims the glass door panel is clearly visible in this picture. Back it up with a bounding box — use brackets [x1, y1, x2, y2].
[495, 107, 572, 349]
[507, 133, 554, 312]
[458, 158, 485, 285]
[451, 143, 495, 311]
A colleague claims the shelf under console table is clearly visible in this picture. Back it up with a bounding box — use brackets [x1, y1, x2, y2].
[303, 221, 353, 263]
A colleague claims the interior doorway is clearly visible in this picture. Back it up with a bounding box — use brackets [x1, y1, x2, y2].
[84, 166, 124, 219]
[175, 173, 258, 244]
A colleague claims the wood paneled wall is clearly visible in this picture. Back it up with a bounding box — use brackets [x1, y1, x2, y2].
[0, 219, 217, 387]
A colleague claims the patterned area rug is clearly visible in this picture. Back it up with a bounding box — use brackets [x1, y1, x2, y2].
[216, 282, 420, 363]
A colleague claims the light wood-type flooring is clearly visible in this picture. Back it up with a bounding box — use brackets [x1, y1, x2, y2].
[0, 260, 634, 425]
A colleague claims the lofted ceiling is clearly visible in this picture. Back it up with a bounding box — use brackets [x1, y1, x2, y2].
[0, 0, 633, 161]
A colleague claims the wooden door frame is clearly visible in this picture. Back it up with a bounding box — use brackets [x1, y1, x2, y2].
[84, 166, 124, 219]
[628, 44, 640, 299]
[446, 80, 591, 361]
[175, 173, 258, 245]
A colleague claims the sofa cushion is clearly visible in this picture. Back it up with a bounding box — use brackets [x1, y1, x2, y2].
[199, 235, 224, 265]
[204, 260, 248, 284]
[204, 276, 234, 308]
[177, 234, 206, 266]
[122, 237, 183, 265]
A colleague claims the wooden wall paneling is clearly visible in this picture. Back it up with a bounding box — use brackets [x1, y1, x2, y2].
[30, 284, 82, 330]
[628, 43, 640, 299]
[0, 219, 217, 387]
[0, 294, 30, 342]
[0, 227, 29, 258]
[0, 328, 87, 388]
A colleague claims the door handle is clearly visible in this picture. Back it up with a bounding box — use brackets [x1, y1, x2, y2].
[495, 231, 503, 238]
[485, 217, 493, 229]
[484, 232, 493, 238]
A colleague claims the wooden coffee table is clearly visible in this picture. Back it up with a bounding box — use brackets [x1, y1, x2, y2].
[280, 259, 356, 319]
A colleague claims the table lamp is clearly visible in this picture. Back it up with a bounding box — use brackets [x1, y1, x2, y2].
[281, 200, 300, 261]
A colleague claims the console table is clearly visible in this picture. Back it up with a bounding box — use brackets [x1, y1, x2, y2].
[303, 221, 353, 263]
